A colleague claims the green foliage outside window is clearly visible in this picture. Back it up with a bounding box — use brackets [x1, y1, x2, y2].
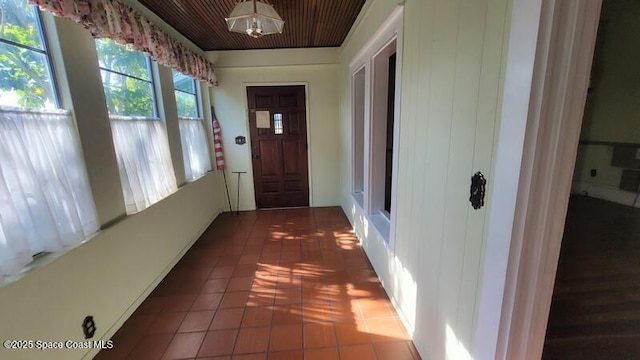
[96, 38, 156, 117]
[0, 0, 57, 109]
[1, 0, 195, 117]
[172, 69, 198, 118]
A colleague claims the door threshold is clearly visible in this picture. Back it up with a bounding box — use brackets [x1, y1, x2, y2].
[258, 206, 310, 210]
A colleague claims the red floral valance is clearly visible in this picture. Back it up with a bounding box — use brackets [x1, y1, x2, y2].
[29, 0, 217, 86]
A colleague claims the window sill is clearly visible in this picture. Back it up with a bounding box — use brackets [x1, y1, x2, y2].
[0, 172, 218, 288]
[349, 194, 394, 252]
[352, 191, 364, 208]
[0, 230, 101, 288]
[370, 212, 391, 245]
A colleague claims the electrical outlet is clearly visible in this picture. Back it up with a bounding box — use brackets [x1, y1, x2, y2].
[590, 169, 597, 177]
[82, 316, 96, 339]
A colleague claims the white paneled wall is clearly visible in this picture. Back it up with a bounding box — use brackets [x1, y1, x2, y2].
[339, 0, 511, 359]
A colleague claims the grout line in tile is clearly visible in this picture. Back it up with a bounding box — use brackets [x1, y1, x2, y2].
[105, 209, 419, 359]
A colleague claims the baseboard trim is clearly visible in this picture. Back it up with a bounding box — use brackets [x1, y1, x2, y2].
[82, 209, 221, 360]
[571, 181, 640, 208]
[341, 201, 427, 360]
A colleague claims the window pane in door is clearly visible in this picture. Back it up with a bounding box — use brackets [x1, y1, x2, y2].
[274, 113, 283, 134]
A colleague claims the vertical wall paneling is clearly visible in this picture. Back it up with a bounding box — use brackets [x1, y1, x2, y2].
[438, 0, 488, 356]
[339, 0, 511, 358]
[395, 0, 433, 347]
[459, 0, 509, 350]
[427, 0, 463, 355]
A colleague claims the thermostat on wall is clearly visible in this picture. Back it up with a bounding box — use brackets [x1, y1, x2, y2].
[235, 136, 246, 145]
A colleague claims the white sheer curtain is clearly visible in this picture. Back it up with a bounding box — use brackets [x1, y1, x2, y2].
[0, 107, 99, 276]
[179, 118, 212, 182]
[110, 116, 177, 214]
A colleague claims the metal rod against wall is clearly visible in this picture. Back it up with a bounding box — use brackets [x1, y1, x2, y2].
[232, 171, 247, 215]
[222, 171, 233, 212]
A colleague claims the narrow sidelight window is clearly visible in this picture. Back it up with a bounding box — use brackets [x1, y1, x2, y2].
[384, 53, 396, 213]
[352, 66, 366, 199]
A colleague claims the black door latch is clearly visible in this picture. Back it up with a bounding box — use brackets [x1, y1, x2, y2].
[470, 172, 486, 210]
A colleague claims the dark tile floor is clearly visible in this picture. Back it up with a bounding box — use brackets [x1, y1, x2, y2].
[95, 207, 420, 360]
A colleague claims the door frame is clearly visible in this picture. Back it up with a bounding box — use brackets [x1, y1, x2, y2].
[475, 0, 603, 359]
[243, 82, 313, 207]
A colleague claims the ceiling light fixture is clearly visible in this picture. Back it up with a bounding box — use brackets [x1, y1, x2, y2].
[225, 0, 284, 38]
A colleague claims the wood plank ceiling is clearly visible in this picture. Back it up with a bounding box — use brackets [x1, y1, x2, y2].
[137, 0, 367, 51]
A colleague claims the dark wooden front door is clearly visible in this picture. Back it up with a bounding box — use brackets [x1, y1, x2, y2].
[247, 86, 309, 208]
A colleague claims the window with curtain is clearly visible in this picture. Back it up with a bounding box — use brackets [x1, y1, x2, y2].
[96, 38, 177, 213]
[0, 0, 99, 278]
[173, 70, 212, 181]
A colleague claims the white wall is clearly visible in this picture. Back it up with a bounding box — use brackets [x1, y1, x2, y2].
[571, 0, 640, 206]
[574, 144, 623, 188]
[0, 14, 224, 360]
[0, 175, 221, 360]
[571, 144, 639, 208]
[579, 0, 640, 144]
[208, 48, 339, 68]
[206, 49, 341, 210]
[0, 1, 524, 359]
[338, 0, 511, 359]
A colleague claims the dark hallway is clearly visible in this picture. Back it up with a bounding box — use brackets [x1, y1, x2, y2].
[543, 196, 640, 359]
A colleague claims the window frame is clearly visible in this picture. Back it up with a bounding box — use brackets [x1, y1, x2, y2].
[273, 112, 284, 134]
[0, 2, 61, 108]
[348, 7, 403, 250]
[95, 38, 159, 118]
[172, 70, 200, 119]
[351, 64, 367, 206]
[369, 39, 398, 221]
